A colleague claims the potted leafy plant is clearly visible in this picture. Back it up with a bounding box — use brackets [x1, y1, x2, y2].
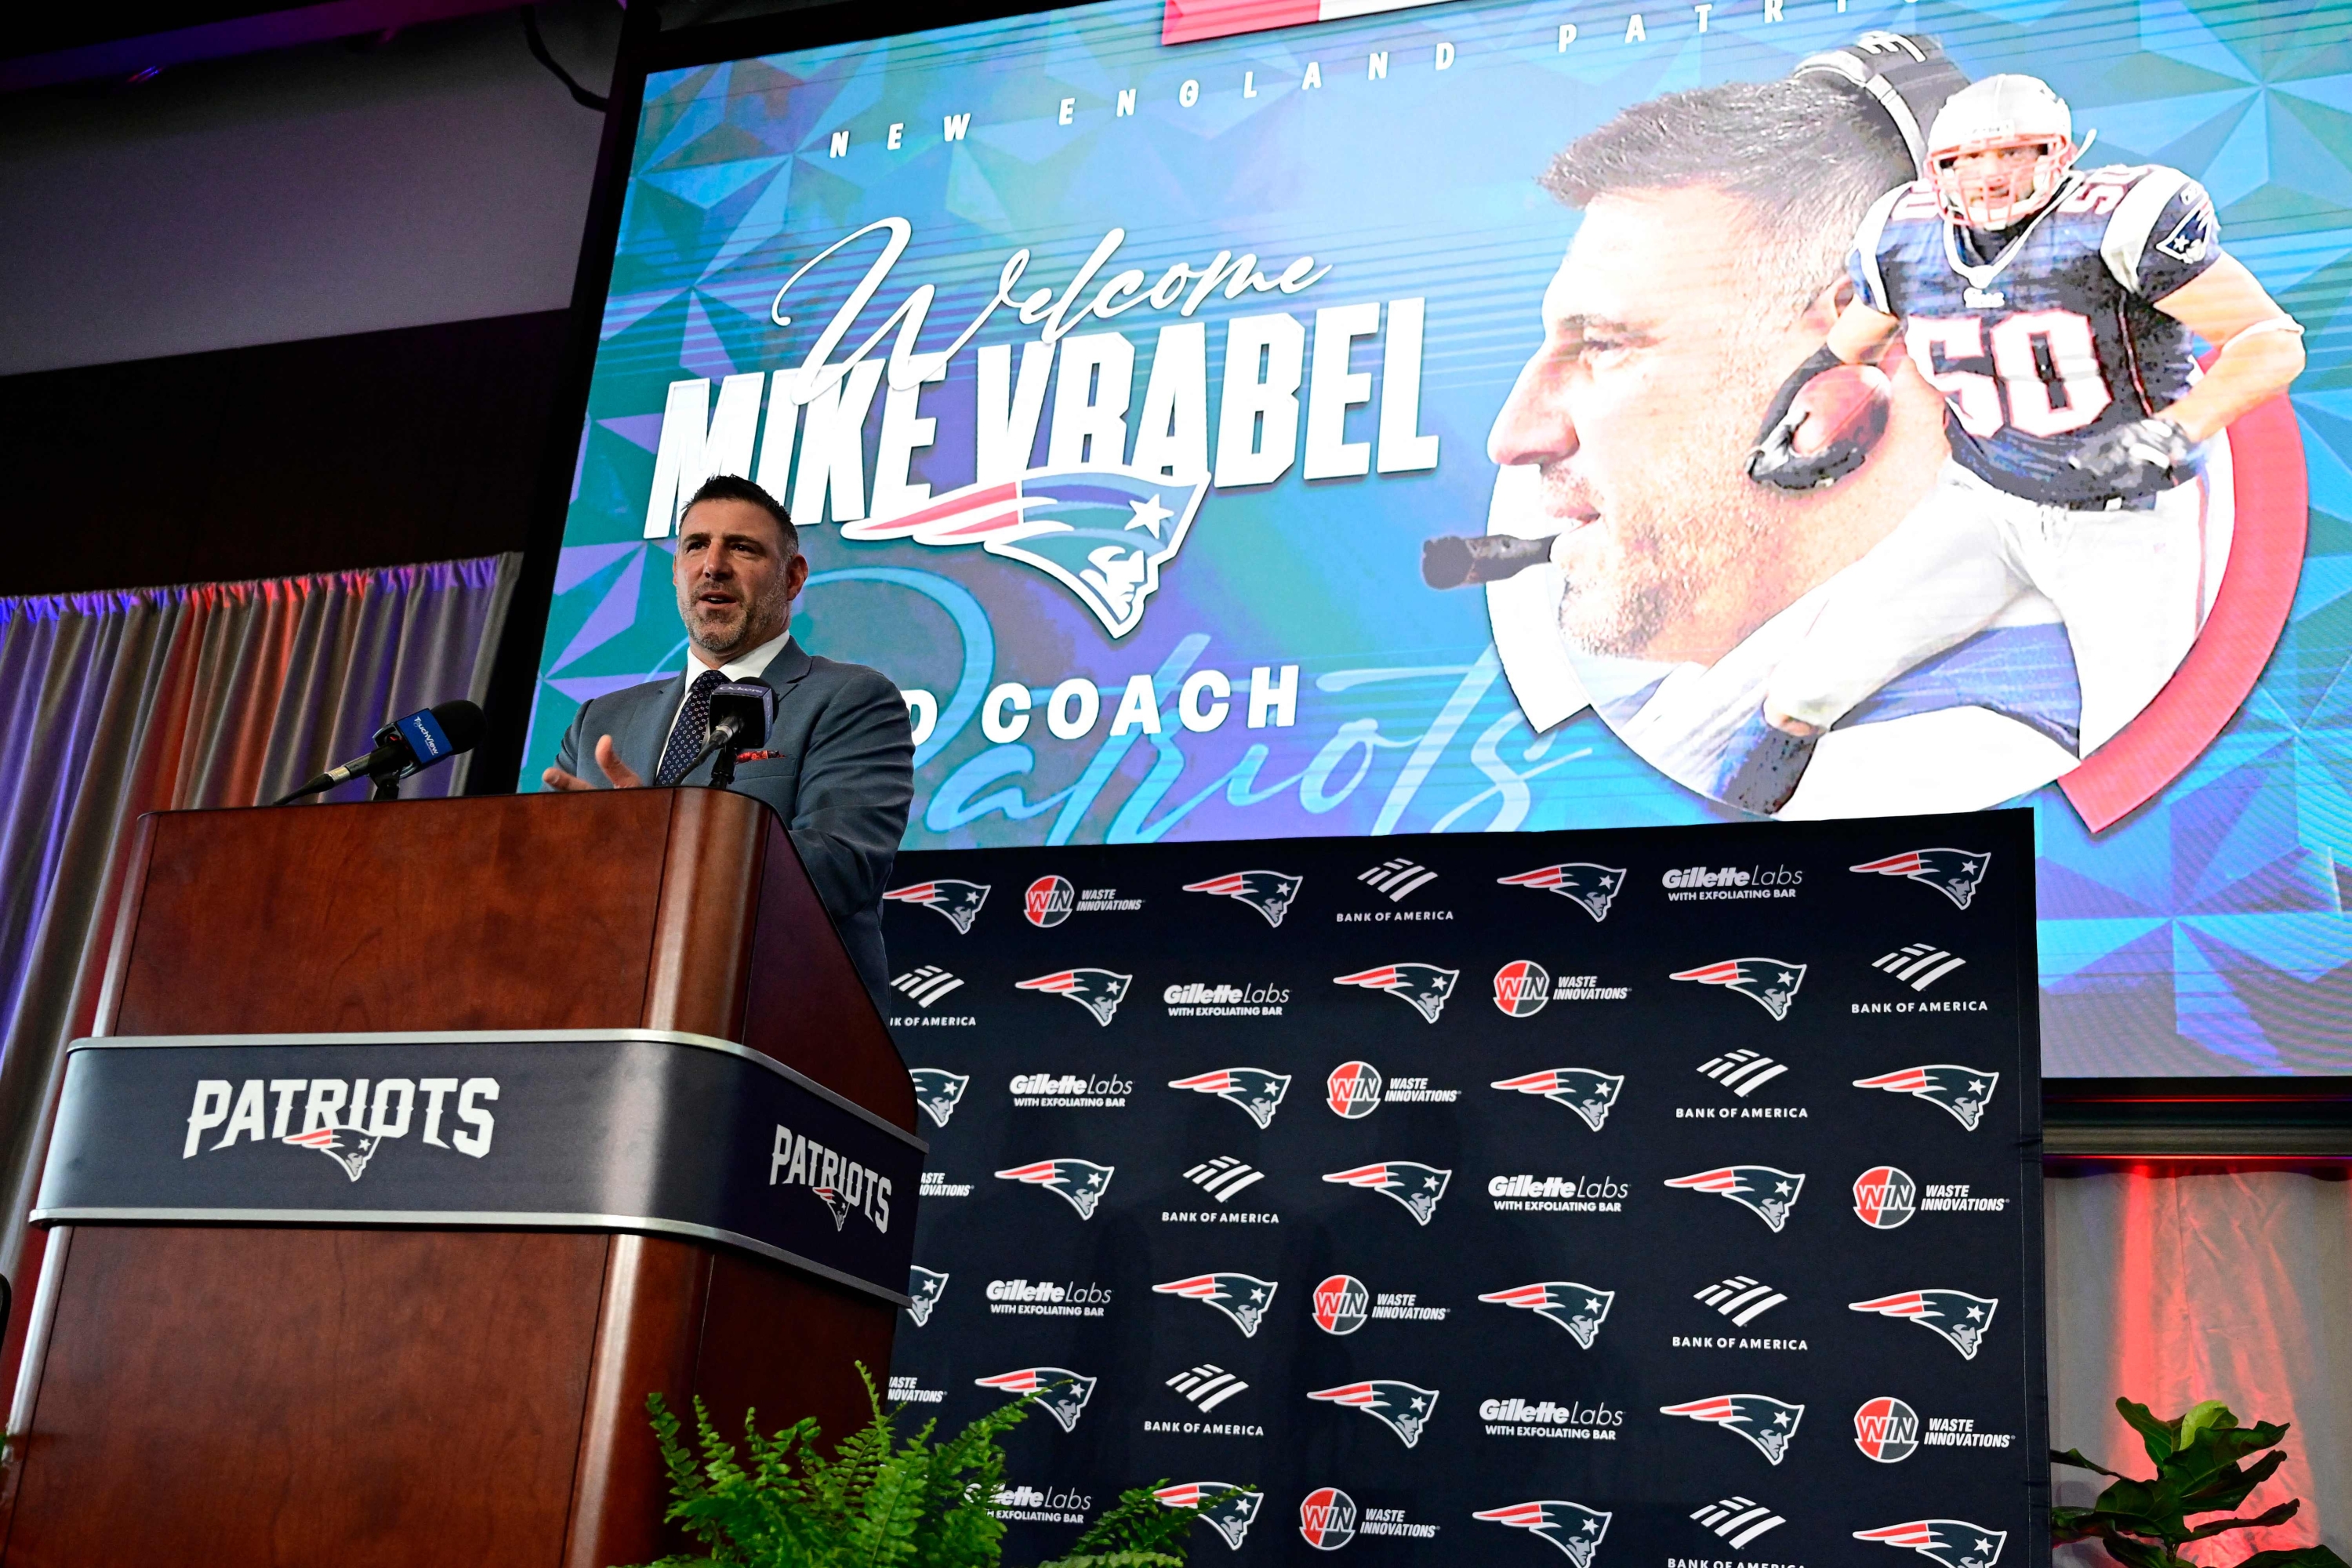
[2053, 1398, 2347, 1568]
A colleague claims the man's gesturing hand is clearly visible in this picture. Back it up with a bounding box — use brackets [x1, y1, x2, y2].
[542, 735, 647, 791]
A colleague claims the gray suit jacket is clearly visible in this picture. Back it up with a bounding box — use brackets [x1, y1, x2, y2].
[552, 640, 913, 1010]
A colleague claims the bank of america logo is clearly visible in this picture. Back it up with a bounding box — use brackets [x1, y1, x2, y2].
[1694, 1276, 1788, 1327]
[892, 966, 965, 1008]
[1692, 1497, 1787, 1550]
[1167, 1363, 1251, 1412]
[1698, 1050, 1788, 1098]
[1873, 944, 1967, 991]
[1359, 858, 1437, 902]
[1184, 1156, 1268, 1203]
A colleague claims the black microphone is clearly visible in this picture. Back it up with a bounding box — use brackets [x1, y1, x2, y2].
[687, 682, 775, 790]
[1421, 533, 1559, 590]
[274, 699, 486, 804]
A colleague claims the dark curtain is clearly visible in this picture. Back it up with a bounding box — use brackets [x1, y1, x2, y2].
[0, 554, 521, 1305]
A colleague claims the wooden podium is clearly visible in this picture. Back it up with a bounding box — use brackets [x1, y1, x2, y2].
[0, 790, 919, 1568]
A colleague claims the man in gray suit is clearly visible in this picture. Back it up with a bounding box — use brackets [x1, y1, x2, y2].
[543, 474, 913, 1008]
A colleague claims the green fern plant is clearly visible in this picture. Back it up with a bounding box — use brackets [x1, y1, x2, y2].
[2053, 1398, 2348, 1568]
[619, 1367, 1237, 1568]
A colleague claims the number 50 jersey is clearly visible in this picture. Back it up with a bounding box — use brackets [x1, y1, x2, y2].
[1848, 164, 2223, 507]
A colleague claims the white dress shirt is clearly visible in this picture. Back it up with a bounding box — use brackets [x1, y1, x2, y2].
[661, 630, 794, 756]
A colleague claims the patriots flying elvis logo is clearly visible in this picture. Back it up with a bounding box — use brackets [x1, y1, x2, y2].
[974, 1367, 1097, 1432]
[1854, 1520, 2007, 1568]
[1490, 1069, 1624, 1133]
[1154, 1273, 1279, 1338]
[1307, 1380, 1439, 1447]
[1849, 1290, 1998, 1360]
[1473, 1501, 1613, 1567]
[880, 878, 989, 933]
[1664, 1166, 1804, 1232]
[283, 1124, 379, 1182]
[811, 1185, 851, 1229]
[1479, 1282, 1615, 1348]
[1155, 1483, 1264, 1552]
[1671, 958, 1806, 1021]
[1016, 967, 1132, 1027]
[1323, 1161, 1450, 1225]
[1167, 1068, 1290, 1129]
[1181, 869, 1303, 927]
[994, 1158, 1115, 1219]
[909, 1069, 969, 1129]
[840, 465, 1208, 637]
[1853, 1065, 2000, 1131]
[905, 1266, 949, 1327]
[1495, 863, 1626, 922]
[1660, 1394, 1805, 1465]
[1332, 963, 1458, 1023]
[1849, 848, 1991, 910]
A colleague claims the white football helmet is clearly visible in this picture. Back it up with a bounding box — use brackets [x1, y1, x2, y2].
[1926, 74, 2078, 229]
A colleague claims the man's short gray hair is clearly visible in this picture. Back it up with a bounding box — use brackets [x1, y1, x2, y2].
[1541, 77, 1915, 319]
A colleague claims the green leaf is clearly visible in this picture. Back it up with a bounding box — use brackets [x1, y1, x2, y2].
[2099, 1531, 2182, 1568]
[2231, 1548, 2352, 1568]
[2117, 1399, 2180, 1465]
[2176, 1402, 2234, 1452]
[2056, 1448, 2133, 1479]
[2181, 1501, 2300, 1542]
[2182, 1451, 2291, 1516]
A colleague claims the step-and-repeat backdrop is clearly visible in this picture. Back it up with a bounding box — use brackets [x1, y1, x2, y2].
[882, 810, 2045, 1565]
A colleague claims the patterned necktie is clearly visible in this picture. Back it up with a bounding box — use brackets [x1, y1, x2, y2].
[655, 669, 730, 786]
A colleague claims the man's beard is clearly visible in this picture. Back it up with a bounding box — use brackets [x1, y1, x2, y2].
[681, 572, 791, 659]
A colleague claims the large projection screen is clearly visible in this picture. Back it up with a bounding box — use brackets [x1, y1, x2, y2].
[528, 0, 2352, 1076]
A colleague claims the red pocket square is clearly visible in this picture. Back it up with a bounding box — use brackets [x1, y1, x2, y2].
[734, 749, 782, 762]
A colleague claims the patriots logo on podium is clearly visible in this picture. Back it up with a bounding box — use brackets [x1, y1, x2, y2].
[1182, 869, 1303, 927]
[975, 1367, 1098, 1432]
[1167, 1068, 1290, 1129]
[1850, 848, 1991, 910]
[1852, 1065, 2000, 1131]
[283, 1125, 380, 1182]
[905, 1267, 949, 1327]
[1664, 1166, 1804, 1232]
[1473, 1501, 1613, 1566]
[811, 1185, 850, 1230]
[1479, 1282, 1615, 1348]
[881, 878, 990, 933]
[1154, 1273, 1279, 1338]
[1490, 1069, 1625, 1132]
[1016, 967, 1132, 1027]
[1854, 1520, 2007, 1568]
[1495, 862, 1626, 923]
[909, 1069, 970, 1129]
[1671, 958, 1806, 1021]
[1332, 963, 1459, 1023]
[994, 1158, 1116, 1219]
[840, 465, 1209, 637]
[1849, 1290, 1998, 1361]
[1308, 1380, 1439, 1447]
[1660, 1394, 1805, 1465]
[1323, 1161, 1450, 1225]
[1155, 1483, 1263, 1552]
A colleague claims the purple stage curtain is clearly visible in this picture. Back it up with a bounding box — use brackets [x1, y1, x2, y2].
[0, 554, 519, 1305]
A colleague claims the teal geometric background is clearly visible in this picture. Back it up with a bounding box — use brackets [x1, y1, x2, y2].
[529, 0, 2352, 1074]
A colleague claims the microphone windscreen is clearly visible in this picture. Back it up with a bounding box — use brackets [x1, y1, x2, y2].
[708, 684, 775, 750]
[429, 699, 488, 755]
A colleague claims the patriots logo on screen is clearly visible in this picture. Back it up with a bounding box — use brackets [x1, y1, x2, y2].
[905, 1267, 949, 1327]
[1853, 1065, 2000, 1131]
[1489, 1069, 1624, 1132]
[1015, 967, 1132, 1026]
[1660, 1394, 1805, 1465]
[1181, 869, 1303, 927]
[1307, 1379, 1439, 1447]
[1849, 848, 1991, 910]
[839, 465, 1209, 637]
[1849, 1290, 1998, 1360]
[1154, 1483, 1263, 1552]
[2158, 194, 2217, 264]
[994, 1158, 1115, 1219]
[1854, 1520, 2008, 1568]
[1331, 963, 1458, 1022]
[1664, 1166, 1804, 1232]
[1495, 862, 1626, 922]
[1167, 1068, 1290, 1129]
[1479, 1282, 1615, 1348]
[282, 1125, 380, 1182]
[974, 1367, 1098, 1432]
[1322, 1161, 1450, 1225]
[1671, 958, 1806, 1021]
[808, 1185, 851, 1230]
[880, 878, 989, 933]
[1473, 1501, 1612, 1566]
[1154, 1273, 1279, 1338]
[909, 1069, 970, 1129]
